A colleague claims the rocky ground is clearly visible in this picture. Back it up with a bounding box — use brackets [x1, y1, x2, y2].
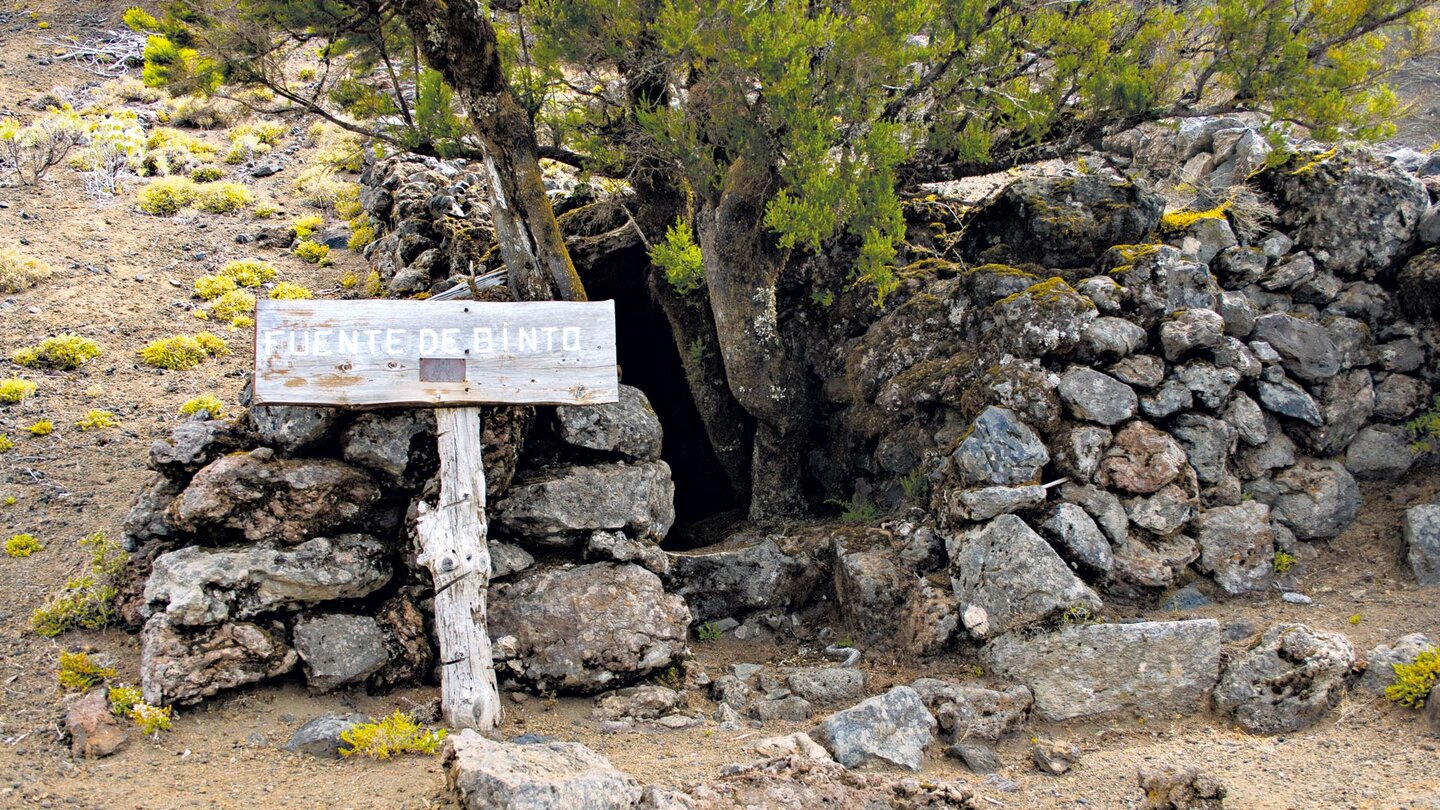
[3, 3, 1440, 810]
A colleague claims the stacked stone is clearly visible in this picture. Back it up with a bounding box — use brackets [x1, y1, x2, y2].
[123, 385, 689, 707]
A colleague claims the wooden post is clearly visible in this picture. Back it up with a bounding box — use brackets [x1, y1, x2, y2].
[414, 406, 501, 731]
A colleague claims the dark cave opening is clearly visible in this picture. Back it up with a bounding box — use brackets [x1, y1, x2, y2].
[579, 245, 742, 535]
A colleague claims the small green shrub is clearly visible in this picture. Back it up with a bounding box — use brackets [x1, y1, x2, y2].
[209, 289, 256, 320]
[31, 532, 128, 637]
[26, 419, 53, 436]
[1408, 395, 1440, 454]
[1386, 648, 1440, 709]
[189, 165, 223, 183]
[829, 496, 879, 524]
[292, 240, 331, 266]
[292, 214, 323, 239]
[1272, 550, 1297, 575]
[0, 376, 38, 404]
[0, 244, 52, 293]
[650, 220, 704, 295]
[0, 435, 12, 453]
[58, 651, 118, 691]
[179, 394, 223, 418]
[194, 181, 252, 213]
[12, 334, 101, 370]
[130, 702, 173, 737]
[697, 622, 722, 642]
[138, 333, 229, 370]
[76, 410, 119, 431]
[218, 258, 277, 287]
[347, 215, 375, 250]
[137, 176, 197, 215]
[339, 711, 447, 760]
[270, 281, 315, 299]
[108, 684, 142, 716]
[5, 533, 42, 557]
[194, 273, 238, 300]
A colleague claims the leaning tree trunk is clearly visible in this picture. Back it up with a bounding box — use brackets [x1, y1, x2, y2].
[696, 158, 810, 521]
[396, 0, 586, 303]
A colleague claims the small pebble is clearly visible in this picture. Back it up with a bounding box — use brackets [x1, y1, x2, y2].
[1281, 592, 1313, 604]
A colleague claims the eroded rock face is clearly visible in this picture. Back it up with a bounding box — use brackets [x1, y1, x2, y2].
[293, 613, 390, 692]
[949, 406, 1050, 487]
[444, 731, 642, 810]
[247, 404, 341, 456]
[984, 620, 1222, 722]
[143, 535, 391, 626]
[910, 678, 1032, 742]
[1098, 422, 1189, 494]
[810, 686, 936, 771]
[555, 384, 663, 461]
[1194, 502, 1275, 595]
[141, 615, 297, 706]
[670, 531, 831, 623]
[1404, 504, 1440, 586]
[493, 461, 675, 543]
[1214, 623, 1355, 733]
[832, 533, 909, 646]
[1270, 460, 1361, 541]
[149, 416, 252, 478]
[167, 450, 380, 545]
[948, 515, 1102, 638]
[490, 563, 689, 693]
[340, 410, 436, 488]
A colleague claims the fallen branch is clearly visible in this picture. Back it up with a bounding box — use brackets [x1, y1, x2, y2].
[41, 30, 146, 77]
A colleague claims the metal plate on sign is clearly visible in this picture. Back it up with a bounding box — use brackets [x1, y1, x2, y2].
[420, 357, 467, 382]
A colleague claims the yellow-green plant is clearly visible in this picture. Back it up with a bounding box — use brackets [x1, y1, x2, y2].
[0, 107, 86, 185]
[223, 133, 269, 164]
[31, 532, 128, 637]
[339, 711, 447, 760]
[26, 419, 53, 436]
[58, 651, 118, 691]
[12, 334, 101, 370]
[1386, 648, 1440, 709]
[292, 240, 331, 266]
[292, 214, 323, 239]
[108, 684, 142, 716]
[145, 127, 215, 157]
[252, 201, 279, 219]
[0, 376, 38, 404]
[194, 273, 238, 300]
[209, 289, 256, 320]
[229, 121, 286, 146]
[130, 702, 173, 737]
[347, 215, 375, 251]
[0, 435, 12, 453]
[194, 181, 252, 213]
[0, 244, 52, 293]
[5, 533, 42, 557]
[138, 332, 229, 370]
[179, 394, 223, 418]
[270, 281, 315, 299]
[137, 175, 198, 215]
[364, 270, 383, 297]
[218, 258, 277, 287]
[190, 165, 223, 182]
[1272, 550, 1297, 575]
[77, 410, 119, 431]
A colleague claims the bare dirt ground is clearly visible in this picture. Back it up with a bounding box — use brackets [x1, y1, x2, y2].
[1, 3, 1438, 809]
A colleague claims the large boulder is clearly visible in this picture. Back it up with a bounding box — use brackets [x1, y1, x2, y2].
[670, 530, 831, 623]
[962, 170, 1164, 269]
[490, 563, 689, 693]
[1270, 460, 1361, 541]
[555, 384, 663, 460]
[493, 462, 675, 543]
[981, 278, 1098, 358]
[1403, 504, 1440, 586]
[1214, 623, 1355, 733]
[148, 416, 252, 478]
[292, 613, 390, 692]
[141, 615, 297, 706]
[984, 620, 1221, 722]
[1291, 369, 1374, 455]
[1058, 368, 1137, 426]
[1103, 245, 1219, 329]
[948, 515, 1102, 638]
[166, 450, 380, 545]
[247, 404, 342, 456]
[1263, 147, 1429, 279]
[1344, 425, 1415, 481]
[948, 406, 1050, 487]
[832, 531, 910, 646]
[909, 678, 1032, 742]
[340, 410, 436, 489]
[444, 731, 642, 810]
[810, 686, 936, 771]
[142, 534, 391, 626]
[1194, 502, 1275, 595]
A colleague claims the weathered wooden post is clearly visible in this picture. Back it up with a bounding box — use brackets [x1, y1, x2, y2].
[252, 299, 618, 731]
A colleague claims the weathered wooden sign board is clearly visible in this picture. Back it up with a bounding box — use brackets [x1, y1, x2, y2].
[253, 299, 618, 407]
[253, 298, 619, 732]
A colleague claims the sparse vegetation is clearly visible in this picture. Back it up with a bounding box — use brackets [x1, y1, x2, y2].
[0, 107, 87, 185]
[208, 289, 257, 320]
[137, 175, 197, 215]
[12, 334, 101, 370]
[0, 376, 38, 404]
[26, 419, 54, 436]
[339, 711, 447, 760]
[31, 532, 128, 638]
[76, 410, 119, 431]
[292, 240, 331, 265]
[270, 281, 315, 299]
[292, 214, 323, 239]
[179, 394, 223, 418]
[193, 181, 253, 213]
[189, 165, 223, 182]
[5, 534, 42, 558]
[108, 685, 143, 716]
[218, 258, 277, 287]
[697, 622, 722, 642]
[1408, 395, 1440, 454]
[1272, 550, 1297, 575]
[0, 245, 52, 293]
[130, 701, 173, 737]
[1385, 648, 1439, 709]
[58, 651, 118, 691]
[194, 273, 238, 300]
[138, 333, 230, 370]
[0, 435, 12, 453]
[829, 496, 879, 524]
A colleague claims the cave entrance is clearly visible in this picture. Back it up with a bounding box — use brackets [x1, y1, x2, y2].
[580, 243, 742, 535]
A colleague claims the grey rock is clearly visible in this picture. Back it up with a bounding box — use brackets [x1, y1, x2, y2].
[1137, 765, 1227, 810]
[1104, 246, 1218, 328]
[1178, 217, 1237, 266]
[141, 615, 297, 706]
[1140, 379, 1194, 420]
[583, 530, 669, 577]
[811, 686, 936, 771]
[1160, 309, 1226, 360]
[1213, 246, 1268, 289]
[292, 613, 389, 692]
[492, 541, 537, 579]
[1344, 425, 1415, 481]
[1358, 633, 1437, 694]
[1251, 314, 1340, 383]
[1261, 252, 1315, 291]
[1214, 623, 1355, 733]
[1281, 591, 1313, 605]
[283, 713, 368, 758]
[910, 678, 1032, 742]
[1377, 338, 1426, 374]
[1194, 501, 1275, 594]
[490, 563, 690, 693]
[832, 534, 908, 646]
[249, 404, 341, 455]
[1404, 505, 1440, 586]
[1322, 316, 1374, 369]
[949, 484, 1046, 522]
[1257, 378, 1323, 426]
[444, 730, 642, 810]
[750, 695, 814, 722]
[592, 685, 682, 721]
[948, 743, 1001, 774]
[899, 578, 960, 657]
[143, 534, 391, 626]
[1171, 414, 1236, 485]
[1271, 460, 1361, 541]
[555, 385, 663, 461]
[1041, 502, 1114, 576]
[1260, 231, 1295, 260]
[983, 277, 1099, 358]
[1216, 291, 1256, 337]
[1060, 483, 1130, 548]
[1059, 368, 1138, 426]
[787, 668, 866, 705]
[1052, 424, 1112, 483]
[950, 406, 1050, 486]
[1159, 583, 1214, 612]
[1031, 739, 1081, 776]
[1078, 317, 1147, 362]
[1076, 275, 1126, 312]
[671, 531, 829, 623]
[1224, 393, 1269, 446]
[340, 410, 435, 488]
[985, 620, 1222, 722]
[122, 474, 182, 543]
[1174, 361, 1242, 411]
[1124, 484, 1195, 536]
[1373, 373, 1429, 420]
[149, 417, 250, 477]
[1213, 337, 1263, 380]
[494, 461, 676, 542]
[1109, 354, 1166, 389]
[1294, 370, 1374, 456]
[948, 515, 1102, 637]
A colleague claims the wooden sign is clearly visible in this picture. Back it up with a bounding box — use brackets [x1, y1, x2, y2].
[250, 296, 621, 734]
[252, 299, 619, 407]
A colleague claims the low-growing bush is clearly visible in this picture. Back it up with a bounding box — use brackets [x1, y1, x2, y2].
[179, 394, 223, 418]
[1386, 647, 1440, 709]
[76, 410, 119, 431]
[194, 273, 238, 300]
[189, 165, 223, 183]
[292, 214, 323, 240]
[167, 95, 240, 129]
[0, 245, 52, 293]
[138, 332, 230, 370]
[0, 376, 38, 404]
[146, 127, 215, 157]
[218, 258, 277, 287]
[58, 651, 117, 691]
[209, 289, 256, 320]
[269, 281, 315, 299]
[5, 533, 42, 557]
[0, 435, 12, 453]
[223, 133, 269, 164]
[347, 215, 375, 251]
[252, 201, 279, 219]
[108, 684, 142, 716]
[137, 175, 197, 215]
[0, 108, 87, 185]
[26, 419, 53, 436]
[193, 181, 252, 213]
[130, 702, 173, 737]
[31, 532, 128, 637]
[293, 165, 352, 209]
[12, 333, 101, 370]
[292, 240, 331, 266]
[339, 711, 447, 760]
[229, 121, 287, 146]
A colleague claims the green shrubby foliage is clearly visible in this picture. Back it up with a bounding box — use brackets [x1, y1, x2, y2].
[31, 532, 128, 637]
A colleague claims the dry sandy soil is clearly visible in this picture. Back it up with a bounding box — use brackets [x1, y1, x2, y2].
[0, 3, 1438, 809]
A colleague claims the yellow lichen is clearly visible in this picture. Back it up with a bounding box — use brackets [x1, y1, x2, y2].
[1159, 204, 1229, 231]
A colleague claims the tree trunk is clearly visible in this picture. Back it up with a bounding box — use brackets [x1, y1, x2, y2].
[396, 0, 586, 303]
[696, 158, 810, 521]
